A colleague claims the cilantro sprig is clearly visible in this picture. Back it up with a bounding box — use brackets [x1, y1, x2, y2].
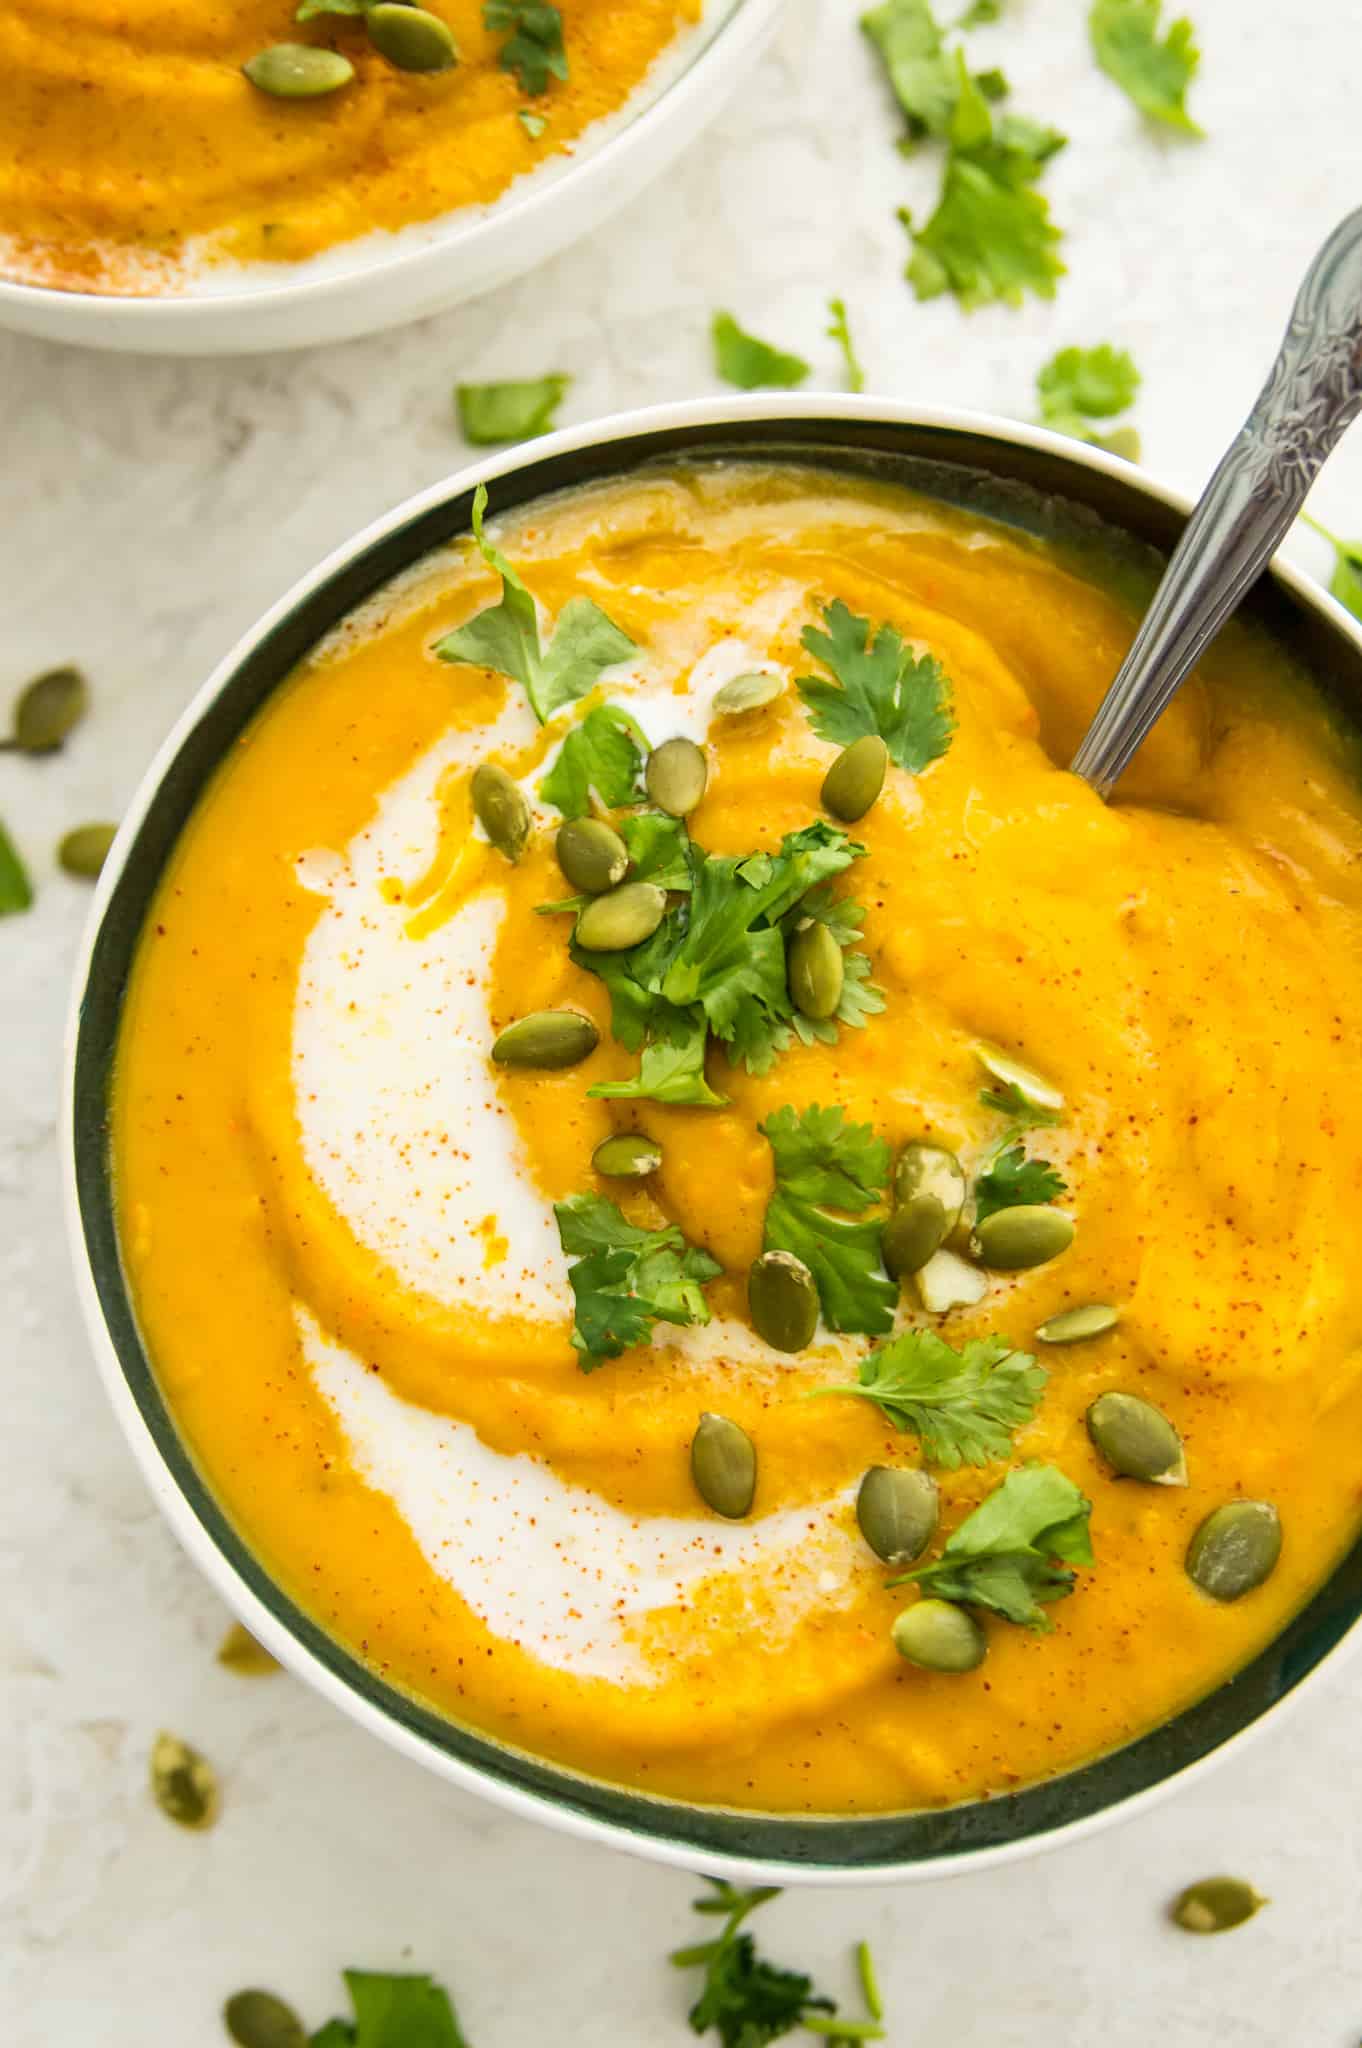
[434, 484, 635, 724]
[672, 1882, 882, 2048]
[893, 1463, 1094, 1627]
[233, 1967, 473, 2048]
[760, 1105, 896, 1335]
[973, 1142, 1066, 1225]
[539, 702, 646, 817]
[785, 885, 885, 1045]
[553, 1192, 721, 1367]
[484, 1, 567, 96]
[826, 296, 866, 393]
[1036, 343, 1142, 460]
[712, 312, 811, 392]
[809, 1329, 1046, 1467]
[1089, 0, 1203, 138]
[798, 599, 954, 773]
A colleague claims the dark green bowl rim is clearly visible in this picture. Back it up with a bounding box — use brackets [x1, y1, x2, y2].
[71, 409, 1362, 1873]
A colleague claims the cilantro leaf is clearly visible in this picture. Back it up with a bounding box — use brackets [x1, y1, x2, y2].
[434, 483, 635, 724]
[957, 0, 1001, 22]
[811, 1329, 1046, 1467]
[827, 296, 866, 393]
[978, 1080, 1063, 1129]
[589, 1011, 726, 1108]
[973, 1142, 1066, 1225]
[484, 1, 567, 95]
[904, 148, 1064, 308]
[1089, 0, 1203, 137]
[798, 598, 954, 773]
[539, 703, 645, 816]
[554, 1192, 721, 1367]
[1036, 343, 1142, 459]
[313, 1970, 473, 2048]
[896, 1463, 1093, 1627]
[1303, 514, 1362, 625]
[712, 313, 810, 392]
[947, 47, 992, 147]
[860, 0, 956, 142]
[672, 1881, 835, 2048]
[0, 818, 33, 915]
[619, 811, 693, 891]
[760, 1105, 896, 1335]
[456, 374, 570, 447]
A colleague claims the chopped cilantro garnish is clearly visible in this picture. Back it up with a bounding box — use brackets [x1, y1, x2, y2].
[784, 884, 885, 1045]
[518, 107, 546, 138]
[798, 598, 954, 773]
[672, 1881, 840, 2048]
[434, 484, 635, 724]
[312, 1969, 473, 2048]
[1089, 0, 1203, 137]
[712, 312, 811, 392]
[1036, 343, 1142, 459]
[860, 0, 956, 143]
[553, 1192, 721, 1367]
[590, 1015, 725, 1108]
[904, 147, 1064, 308]
[539, 702, 645, 816]
[894, 1462, 1094, 1627]
[826, 296, 866, 393]
[760, 1104, 895, 1335]
[456, 374, 570, 446]
[1302, 514, 1362, 626]
[810, 1329, 1046, 1468]
[484, 1, 567, 96]
[973, 1142, 1066, 1225]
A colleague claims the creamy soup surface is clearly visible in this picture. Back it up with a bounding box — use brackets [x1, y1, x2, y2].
[113, 463, 1362, 1815]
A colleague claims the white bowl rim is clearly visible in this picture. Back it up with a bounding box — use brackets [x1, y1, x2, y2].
[61, 392, 1362, 1886]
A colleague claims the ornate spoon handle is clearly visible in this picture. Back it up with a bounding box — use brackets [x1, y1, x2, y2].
[1071, 208, 1362, 797]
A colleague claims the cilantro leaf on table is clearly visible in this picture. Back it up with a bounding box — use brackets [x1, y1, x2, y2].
[895, 1462, 1093, 1627]
[0, 819, 33, 916]
[826, 296, 866, 393]
[672, 1881, 837, 2048]
[903, 148, 1064, 308]
[760, 1104, 896, 1335]
[1089, 0, 1203, 137]
[313, 1969, 474, 2048]
[539, 702, 645, 816]
[860, 0, 957, 143]
[434, 483, 635, 724]
[973, 1142, 1066, 1225]
[554, 1192, 722, 1367]
[712, 313, 811, 392]
[956, 0, 1002, 22]
[1302, 514, 1362, 625]
[1036, 343, 1142, 460]
[810, 1330, 1046, 1468]
[483, 0, 567, 95]
[798, 598, 954, 773]
[456, 374, 570, 447]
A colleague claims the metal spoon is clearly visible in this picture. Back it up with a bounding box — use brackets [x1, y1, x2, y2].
[1071, 208, 1362, 797]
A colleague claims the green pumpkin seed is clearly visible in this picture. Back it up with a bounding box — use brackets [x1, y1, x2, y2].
[972, 1204, 1074, 1270]
[150, 1731, 219, 1830]
[915, 1246, 987, 1314]
[6, 665, 88, 753]
[882, 1195, 949, 1280]
[821, 733, 887, 822]
[645, 736, 707, 817]
[893, 1141, 966, 1228]
[471, 762, 530, 862]
[973, 1039, 1064, 1113]
[492, 1009, 598, 1069]
[366, 3, 458, 70]
[224, 1989, 307, 2048]
[788, 918, 844, 1020]
[1087, 1391, 1187, 1486]
[575, 880, 666, 951]
[712, 670, 784, 716]
[892, 1599, 986, 1673]
[1036, 1302, 1119, 1344]
[748, 1249, 819, 1352]
[691, 1412, 757, 1518]
[243, 43, 356, 96]
[856, 1466, 939, 1564]
[1170, 1877, 1267, 1935]
[556, 816, 628, 894]
[1186, 1501, 1281, 1602]
[216, 1621, 280, 1676]
[57, 822, 116, 879]
[592, 1131, 662, 1179]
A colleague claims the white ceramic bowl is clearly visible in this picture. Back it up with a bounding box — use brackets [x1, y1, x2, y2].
[63, 397, 1362, 1881]
[0, 0, 781, 357]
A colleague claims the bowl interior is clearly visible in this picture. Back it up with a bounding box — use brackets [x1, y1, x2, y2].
[71, 413, 1362, 1873]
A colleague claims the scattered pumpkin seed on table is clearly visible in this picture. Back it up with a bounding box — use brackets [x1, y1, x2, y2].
[223, 1989, 307, 2048]
[471, 762, 530, 862]
[58, 822, 117, 879]
[575, 880, 666, 951]
[748, 1248, 819, 1352]
[366, 3, 459, 71]
[1170, 1876, 1267, 1934]
[591, 1131, 662, 1178]
[712, 670, 785, 715]
[892, 1599, 986, 1673]
[243, 44, 356, 96]
[150, 1731, 219, 1829]
[856, 1466, 939, 1564]
[691, 1413, 757, 1519]
[787, 918, 844, 1020]
[556, 816, 628, 894]
[821, 732, 887, 822]
[216, 1621, 280, 1676]
[1087, 1391, 1187, 1485]
[492, 1009, 598, 1069]
[1186, 1500, 1281, 1601]
[645, 736, 707, 817]
[4, 664, 87, 753]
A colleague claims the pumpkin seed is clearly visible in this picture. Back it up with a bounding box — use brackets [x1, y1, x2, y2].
[1036, 1302, 1119, 1344]
[1170, 1877, 1267, 1935]
[471, 763, 530, 862]
[882, 1195, 949, 1280]
[892, 1599, 986, 1673]
[150, 1731, 219, 1830]
[556, 816, 628, 894]
[1087, 1391, 1187, 1486]
[1186, 1500, 1281, 1602]
[972, 1204, 1074, 1270]
[893, 1141, 966, 1228]
[712, 670, 785, 716]
[973, 1039, 1064, 1113]
[57, 822, 116, 879]
[575, 880, 666, 951]
[915, 1246, 987, 1314]
[6, 665, 87, 753]
[492, 1009, 598, 1069]
[788, 918, 844, 1020]
[243, 43, 356, 96]
[366, 3, 458, 69]
[748, 1249, 819, 1352]
[216, 1621, 280, 1676]
[691, 1412, 757, 1519]
[821, 733, 887, 822]
[856, 1465, 939, 1564]
[645, 736, 707, 817]
[592, 1131, 662, 1179]
[224, 1989, 307, 2048]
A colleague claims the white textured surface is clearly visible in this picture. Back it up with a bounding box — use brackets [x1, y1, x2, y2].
[5, 0, 1362, 2040]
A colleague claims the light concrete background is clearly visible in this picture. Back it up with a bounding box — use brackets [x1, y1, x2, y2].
[4, 0, 1362, 2040]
